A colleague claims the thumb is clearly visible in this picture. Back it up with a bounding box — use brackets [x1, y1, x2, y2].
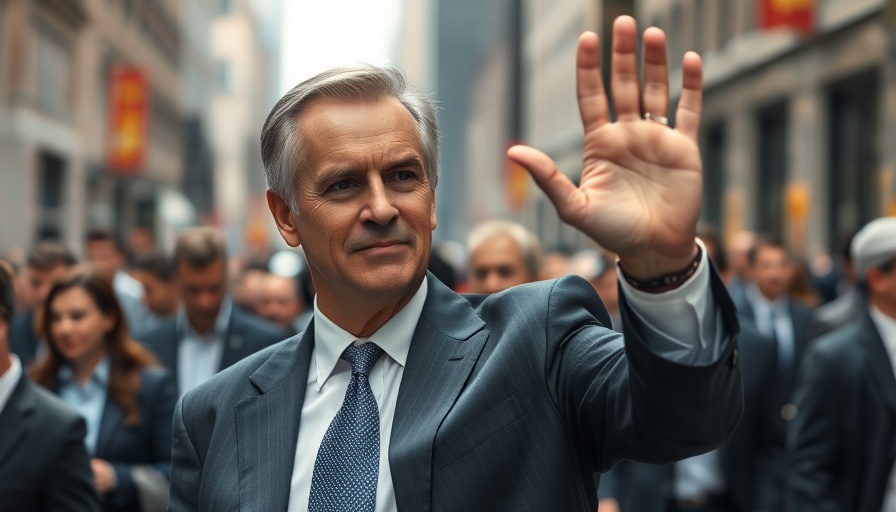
[507, 145, 580, 223]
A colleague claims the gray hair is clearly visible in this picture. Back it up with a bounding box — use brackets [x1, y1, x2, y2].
[467, 219, 543, 276]
[173, 227, 227, 270]
[260, 65, 440, 212]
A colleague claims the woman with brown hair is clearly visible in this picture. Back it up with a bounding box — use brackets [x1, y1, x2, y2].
[31, 268, 176, 512]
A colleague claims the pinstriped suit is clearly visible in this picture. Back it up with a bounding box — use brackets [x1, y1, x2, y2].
[169, 271, 743, 511]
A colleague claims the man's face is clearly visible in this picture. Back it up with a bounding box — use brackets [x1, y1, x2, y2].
[177, 259, 227, 332]
[26, 264, 70, 308]
[272, 97, 436, 311]
[468, 235, 533, 294]
[257, 275, 302, 329]
[132, 270, 179, 317]
[753, 245, 790, 301]
[85, 240, 122, 282]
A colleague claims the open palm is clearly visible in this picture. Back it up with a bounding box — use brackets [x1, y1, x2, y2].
[509, 17, 703, 278]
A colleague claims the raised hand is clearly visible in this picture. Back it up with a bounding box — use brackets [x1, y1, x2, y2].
[508, 16, 702, 280]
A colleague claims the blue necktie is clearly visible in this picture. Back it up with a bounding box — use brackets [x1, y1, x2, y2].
[309, 342, 384, 512]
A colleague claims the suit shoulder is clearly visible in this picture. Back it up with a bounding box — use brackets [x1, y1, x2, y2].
[804, 320, 865, 369]
[25, 378, 86, 429]
[181, 337, 297, 410]
[135, 317, 176, 345]
[232, 307, 290, 341]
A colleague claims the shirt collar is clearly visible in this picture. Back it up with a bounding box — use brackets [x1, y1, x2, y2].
[870, 305, 896, 356]
[58, 356, 111, 387]
[178, 297, 233, 339]
[0, 354, 23, 413]
[312, 278, 428, 390]
[748, 284, 788, 315]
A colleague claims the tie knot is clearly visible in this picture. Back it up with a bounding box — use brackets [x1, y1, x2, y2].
[341, 342, 384, 376]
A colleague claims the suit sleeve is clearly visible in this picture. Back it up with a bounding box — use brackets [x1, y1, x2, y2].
[103, 371, 178, 510]
[545, 272, 743, 472]
[752, 335, 787, 511]
[169, 394, 202, 512]
[45, 415, 102, 511]
[788, 344, 842, 512]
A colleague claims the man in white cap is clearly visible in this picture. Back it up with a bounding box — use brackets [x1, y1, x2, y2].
[790, 217, 896, 512]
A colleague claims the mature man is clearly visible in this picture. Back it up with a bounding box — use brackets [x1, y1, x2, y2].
[169, 18, 743, 511]
[790, 217, 896, 512]
[466, 219, 541, 294]
[735, 237, 812, 424]
[0, 261, 100, 511]
[9, 241, 76, 365]
[130, 250, 180, 333]
[137, 228, 288, 396]
[257, 272, 311, 334]
[85, 228, 153, 334]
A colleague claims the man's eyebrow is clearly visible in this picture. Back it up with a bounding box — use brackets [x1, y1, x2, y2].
[388, 156, 424, 170]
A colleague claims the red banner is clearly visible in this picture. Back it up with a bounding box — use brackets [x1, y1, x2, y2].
[759, 0, 814, 33]
[106, 66, 149, 174]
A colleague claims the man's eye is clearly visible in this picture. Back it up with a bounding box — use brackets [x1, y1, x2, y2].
[333, 180, 352, 190]
[396, 171, 413, 181]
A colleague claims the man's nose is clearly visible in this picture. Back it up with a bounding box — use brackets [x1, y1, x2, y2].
[360, 180, 398, 225]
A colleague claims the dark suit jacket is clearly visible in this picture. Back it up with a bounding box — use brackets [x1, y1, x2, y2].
[169, 272, 742, 511]
[600, 322, 782, 512]
[64, 368, 177, 512]
[9, 310, 41, 367]
[0, 371, 100, 511]
[789, 313, 896, 512]
[807, 288, 865, 340]
[136, 305, 288, 395]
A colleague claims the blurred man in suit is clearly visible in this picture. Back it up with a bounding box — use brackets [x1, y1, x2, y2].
[130, 249, 180, 333]
[9, 241, 76, 366]
[137, 228, 288, 396]
[257, 272, 310, 334]
[0, 260, 100, 511]
[466, 219, 541, 294]
[808, 232, 864, 339]
[169, 17, 743, 511]
[790, 217, 896, 512]
[85, 228, 153, 335]
[735, 237, 812, 426]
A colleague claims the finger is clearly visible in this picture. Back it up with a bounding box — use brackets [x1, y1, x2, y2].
[610, 16, 641, 121]
[576, 32, 610, 132]
[507, 145, 581, 223]
[641, 27, 669, 118]
[675, 51, 703, 141]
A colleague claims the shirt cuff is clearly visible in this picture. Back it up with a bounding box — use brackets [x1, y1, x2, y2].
[617, 238, 723, 364]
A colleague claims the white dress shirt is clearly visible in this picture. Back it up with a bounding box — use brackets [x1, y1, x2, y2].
[0, 354, 22, 416]
[177, 298, 232, 395]
[289, 240, 722, 511]
[869, 306, 896, 512]
[747, 285, 795, 372]
[58, 357, 110, 456]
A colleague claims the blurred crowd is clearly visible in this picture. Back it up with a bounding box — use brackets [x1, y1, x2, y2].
[0, 214, 894, 511]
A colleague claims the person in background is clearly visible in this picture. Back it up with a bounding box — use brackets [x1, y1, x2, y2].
[599, 236, 784, 512]
[257, 273, 308, 334]
[126, 227, 155, 265]
[787, 257, 822, 309]
[568, 250, 619, 330]
[10, 241, 77, 366]
[136, 228, 288, 396]
[0, 260, 100, 511]
[230, 265, 269, 315]
[466, 219, 542, 294]
[129, 250, 180, 334]
[725, 230, 756, 303]
[84, 228, 153, 336]
[538, 250, 571, 281]
[30, 268, 175, 512]
[808, 231, 865, 339]
[790, 217, 896, 512]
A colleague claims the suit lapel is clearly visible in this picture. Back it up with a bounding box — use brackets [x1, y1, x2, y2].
[860, 314, 896, 415]
[235, 327, 313, 510]
[96, 398, 125, 458]
[0, 374, 35, 463]
[390, 273, 490, 512]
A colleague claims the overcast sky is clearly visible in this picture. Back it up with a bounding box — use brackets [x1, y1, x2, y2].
[279, 0, 404, 94]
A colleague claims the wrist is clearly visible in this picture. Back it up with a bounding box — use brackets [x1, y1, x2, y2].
[618, 243, 701, 293]
[617, 242, 700, 280]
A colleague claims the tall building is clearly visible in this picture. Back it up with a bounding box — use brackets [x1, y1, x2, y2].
[639, 0, 896, 254]
[0, 0, 188, 253]
[209, 0, 279, 258]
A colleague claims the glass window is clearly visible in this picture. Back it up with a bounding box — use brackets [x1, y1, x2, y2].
[756, 101, 789, 238]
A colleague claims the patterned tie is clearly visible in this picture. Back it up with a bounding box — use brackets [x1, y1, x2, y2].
[309, 342, 384, 512]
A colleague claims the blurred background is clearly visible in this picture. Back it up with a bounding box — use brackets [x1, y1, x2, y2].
[0, 0, 894, 266]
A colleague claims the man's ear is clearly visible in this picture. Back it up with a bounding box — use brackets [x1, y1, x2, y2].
[429, 193, 437, 231]
[267, 190, 301, 247]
